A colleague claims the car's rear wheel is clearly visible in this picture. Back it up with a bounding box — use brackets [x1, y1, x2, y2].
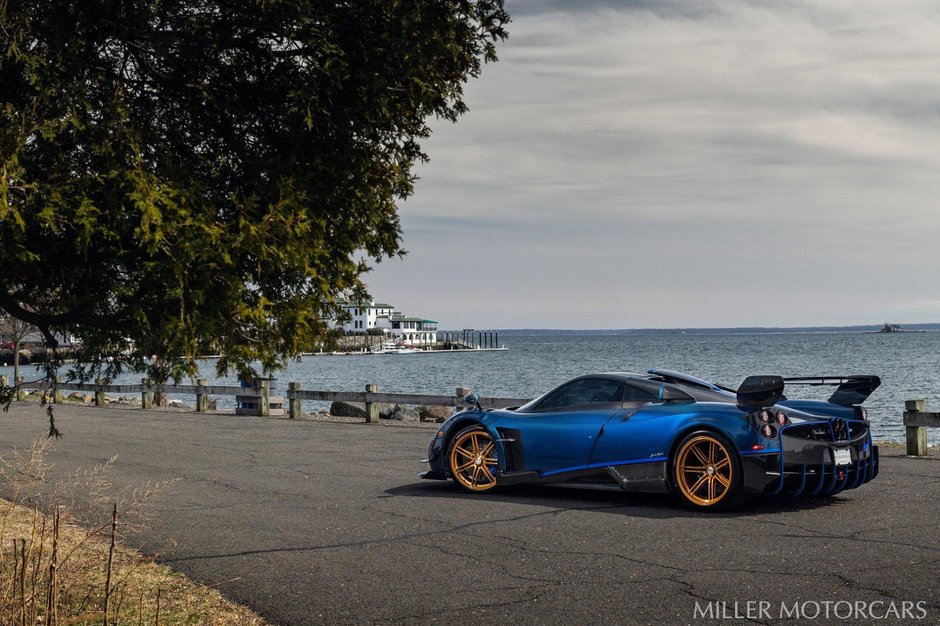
[672, 431, 743, 511]
[447, 426, 499, 493]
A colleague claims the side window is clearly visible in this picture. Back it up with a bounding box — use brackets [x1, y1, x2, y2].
[624, 384, 659, 403]
[535, 379, 623, 410]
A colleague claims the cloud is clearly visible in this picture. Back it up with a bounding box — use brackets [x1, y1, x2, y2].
[369, 0, 940, 328]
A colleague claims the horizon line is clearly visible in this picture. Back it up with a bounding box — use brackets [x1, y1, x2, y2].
[486, 322, 940, 332]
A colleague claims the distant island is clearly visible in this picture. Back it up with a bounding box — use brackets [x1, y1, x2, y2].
[497, 323, 940, 336]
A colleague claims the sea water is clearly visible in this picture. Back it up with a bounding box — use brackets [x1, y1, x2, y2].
[3, 331, 938, 443]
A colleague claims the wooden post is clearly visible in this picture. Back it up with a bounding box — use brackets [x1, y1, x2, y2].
[365, 383, 380, 423]
[15, 375, 25, 401]
[904, 399, 928, 456]
[288, 382, 301, 419]
[95, 378, 105, 407]
[141, 378, 153, 410]
[53, 377, 64, 404]
[259, 378, 270, 417]
[195, 378, 208, 413]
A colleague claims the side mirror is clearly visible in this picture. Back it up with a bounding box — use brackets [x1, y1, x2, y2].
[463, 392, 482, 410]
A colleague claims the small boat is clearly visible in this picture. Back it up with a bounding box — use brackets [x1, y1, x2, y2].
[373, 340, 419, 354]
[872, 323, 925, 334]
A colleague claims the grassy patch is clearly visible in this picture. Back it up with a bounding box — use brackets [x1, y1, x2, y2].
[0, 440, 269, 625]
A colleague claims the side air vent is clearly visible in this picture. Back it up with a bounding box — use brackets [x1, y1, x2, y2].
[496, 428, 524, 471]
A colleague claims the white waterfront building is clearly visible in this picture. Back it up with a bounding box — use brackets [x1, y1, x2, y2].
[326, 299, 438, 346]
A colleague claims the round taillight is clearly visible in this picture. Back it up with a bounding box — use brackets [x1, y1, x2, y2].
[758, 410, 772, 424]
[761, 424, 777, 438]
[775, 411, 788, 426]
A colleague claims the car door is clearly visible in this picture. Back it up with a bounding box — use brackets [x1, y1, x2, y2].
[509, 377, 623, 476]
[587, 383, 670, 467]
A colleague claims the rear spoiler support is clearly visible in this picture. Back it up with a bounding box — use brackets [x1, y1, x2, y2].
[781, 376, 881, 407]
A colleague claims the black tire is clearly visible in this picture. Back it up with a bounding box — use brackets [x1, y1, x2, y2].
[446, 426, 499, 493]
[671, 430, 745, 511]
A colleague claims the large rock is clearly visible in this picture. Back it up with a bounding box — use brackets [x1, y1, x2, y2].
[330, 401, 365, 418]
[66, 392, 93, 405]
[329, 401, 395, 419]
[418, 405, 453, 423]
[387, 404, 420, 421]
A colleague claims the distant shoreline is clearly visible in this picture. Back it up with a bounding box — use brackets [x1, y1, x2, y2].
[497, 323, 940, 337]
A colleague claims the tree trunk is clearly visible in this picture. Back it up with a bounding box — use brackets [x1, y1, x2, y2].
[151, 354, 167, 407]
[153, 387, 167, 407]
[12, 336, 19, 390]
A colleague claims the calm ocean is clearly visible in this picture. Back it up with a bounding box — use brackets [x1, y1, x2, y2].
[4, 332, 939, 444]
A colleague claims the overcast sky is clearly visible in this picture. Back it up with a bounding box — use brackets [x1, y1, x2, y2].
[367, 0, 940, 330]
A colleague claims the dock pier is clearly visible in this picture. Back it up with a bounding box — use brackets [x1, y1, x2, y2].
[439, 329, 502, 350]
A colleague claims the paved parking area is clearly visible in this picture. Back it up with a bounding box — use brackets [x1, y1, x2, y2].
[0, 403, 937, 625]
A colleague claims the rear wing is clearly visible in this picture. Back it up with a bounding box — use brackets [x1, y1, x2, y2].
[736, 376, 784, 409]
[781, 376, 881, 407]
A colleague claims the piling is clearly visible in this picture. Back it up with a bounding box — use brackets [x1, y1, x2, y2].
[365, 384, 380, 423]
[289, 382, 301, 419]
[903, 399, 939, 456]
[259, 378, 271, 417]
[141, 378, 153, 409]
[196, 379, 208, 413]
[95, 378, 105, 407]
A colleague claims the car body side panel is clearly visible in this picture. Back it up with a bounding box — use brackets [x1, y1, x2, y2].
[587, 402, 762, 470]
[486, 403, 619, 475]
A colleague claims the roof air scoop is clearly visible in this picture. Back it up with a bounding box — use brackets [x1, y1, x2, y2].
[647, 369, 723, 391]
[736, 376, 784, 409]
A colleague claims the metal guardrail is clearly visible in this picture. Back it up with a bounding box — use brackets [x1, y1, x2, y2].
[0, 374, 529, 422]
[904, 399, 940, 456]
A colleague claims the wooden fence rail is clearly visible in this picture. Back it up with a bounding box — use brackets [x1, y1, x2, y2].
[0, 374, 529, 423]
[5, 376, 938, 447]
[903, 399, 940, 456]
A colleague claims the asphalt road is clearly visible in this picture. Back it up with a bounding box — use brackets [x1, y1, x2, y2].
[0, 403, 937, 625]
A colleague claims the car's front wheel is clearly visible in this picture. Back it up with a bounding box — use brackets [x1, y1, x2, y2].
[447, 426, 499, 492]
[672, 431, 743, 511]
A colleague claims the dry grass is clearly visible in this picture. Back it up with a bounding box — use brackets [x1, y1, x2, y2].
[0, 440, 270, 625]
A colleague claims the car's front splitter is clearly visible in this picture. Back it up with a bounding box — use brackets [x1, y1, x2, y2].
[419, 469, 447, 481]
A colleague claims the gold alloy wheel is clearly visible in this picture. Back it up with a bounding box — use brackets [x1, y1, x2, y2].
[449, 429, 498, 492]
[675, 434, 734, 507]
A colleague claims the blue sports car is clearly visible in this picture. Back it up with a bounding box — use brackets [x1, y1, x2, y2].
[420, 369, 880, 510]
